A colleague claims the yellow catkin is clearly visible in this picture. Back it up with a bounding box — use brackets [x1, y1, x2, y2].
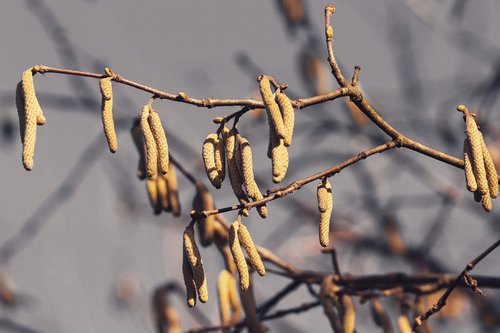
[223, 127, 250, 216]
[463, 139, 477, 192]
[217, 270, 232, 330]
[140, 106, 157, 178]
[167, 162, 181, 217]
[237, 136, 261, 200]
[157, 175, 170, 212]
[100, 77, 118, 153]
[182, 250, 197, 308]
[130, 117, 147, 179]
[259, 76, 286, 139]
[146, 177, 161, 214]
[271, 137, 289, 183]
[227, 272, 241, 323]
[341, 294, 356, 333]
[481, 140, 499, 198]
[397, 315, 412, 333]
[183, 226, 208, 303]
[203, 133, 221, 189]
[275, 91, 295, 147]
[148, 108, 169, 175]
[164, 304, 181, 333]
[466, 116, 488, 195]
[320, 277, 343, 333]
[214, 135, 226, 183]
[317, 179, 333, 247]
[20, 69, 42, 171]
[481, 193, 492, 212]
[193, 184, 216, 247]
[237, 223, 265, 276]
[229, 221, 249, 291]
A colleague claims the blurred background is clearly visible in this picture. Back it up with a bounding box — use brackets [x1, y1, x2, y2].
[0, 0, 499, 332]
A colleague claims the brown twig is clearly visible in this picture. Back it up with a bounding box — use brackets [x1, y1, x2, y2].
[412, 238, 500, 331]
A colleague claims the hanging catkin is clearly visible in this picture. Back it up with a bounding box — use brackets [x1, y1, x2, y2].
[482, 140, 499, 198]
[223, 127, 250, 216]
[275, 90, 295, 147]
[193, 184, 216, 247]
[183, 226, 208, 303]
[217, 270, 232, 331]
[182, 250, 197, 308]
[146, 177, 161, 215]
[148, 107, 169, 175]
[229, 220, 249, 291]
[237, 223, 265, 276]
[99, 77, 118, 153]
[214, 135, 226, 183]
[140, 106, 158, 178]
[397, 315, 412, 333]
[463, 139, 477, 192]
[271, 135, 289, 183]
[156, 174, 170, 212]
[130, 118, 147, 179]
[167, 162, 181, 217]
[258, 76, 286, 139]
[227, 272, 241, 322]
[465, 114, 488, 195]
[317, 179, 333, 247]
[370, 299, 394, 333]
[203, 133, 222, 189]
[20, 69, 43, 171]
[341, 294, 356, 333]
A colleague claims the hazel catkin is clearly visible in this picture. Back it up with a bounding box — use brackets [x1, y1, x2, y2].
[466, 115, 488, 195]
[99, 77, 118, 153]
[238, 223, 265, 276]
[130, 117, 147, 179]
[148, 108, 169, 175]
[481, 139, 499, 198]
[167, 162, 181, 217]
[463, 139, 477, 192]
[258, 76, 286, 140]
[341, 294, 356, 333]
[183, 226, 208, 303]
[228, 220, 249, 291]
[275, 90, 295, 147]
[140, 105, 158, 178]
[182, 250, 197, 308]
[317, 179, 333, 247]
[203, 133, 222, 189]
[217, 270, 232, 330]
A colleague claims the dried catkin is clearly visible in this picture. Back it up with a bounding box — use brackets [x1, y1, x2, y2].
[466, 115, 488, 195]
[341, 294, 356, 333]
[317, 179, 333, 247]
[275, 90, 295, 147]
[167, 162, 181, 217]
[20, 69, 42, 171]
[482, 140, 499, 198]
[217, 270, 232, 330]
[182, 250, 197, 308]
[223, 127, 250, 215]
[259, 76, 286, 139]
[140, 106, 158, 178]
[463, 139, 477, 192]
[193, 184, 216, 247]
[99, 77, 118, 153]
[397, 315, 412, 333]
[148, 108, 169, 175]
[237, 223, 265, 276]
[229, 221, 249, 291]
[130, 118, 147, 179]
[183, 226, 208, 303]
[203, 133, 222, 189]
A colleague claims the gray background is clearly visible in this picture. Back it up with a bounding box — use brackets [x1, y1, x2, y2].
[1, 1, 499, 332]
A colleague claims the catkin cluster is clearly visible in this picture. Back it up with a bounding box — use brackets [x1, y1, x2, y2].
[258, 76, 295, 183]
[317, 178, 334, 247]
[192, 184, 217, 247]
[217, 270, 241, 331]
[228, 219, 265, 291]
[16, 68, 46, 170]
[131, 117, 180, 216]
[140, 104, 170, 178]
[182, 225, 208, 307]
[458, 105, 498, 211]
[99, 75, 118, 153]
[320, 276, 356, 333]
